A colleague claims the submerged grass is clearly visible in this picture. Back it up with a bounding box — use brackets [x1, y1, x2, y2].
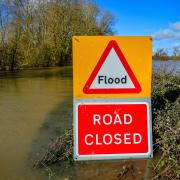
[34, 129, 73, 168]
[34, 71, 180, 179]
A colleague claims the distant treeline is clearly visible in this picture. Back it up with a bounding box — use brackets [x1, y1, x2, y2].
[0, 0, 114, 71]
[153, 47, 180, 61]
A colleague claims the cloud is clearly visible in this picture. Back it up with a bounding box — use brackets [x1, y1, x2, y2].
[172, 42, 180, 48]
[170, 22, 180, 31]
[153, 21, 180, 40]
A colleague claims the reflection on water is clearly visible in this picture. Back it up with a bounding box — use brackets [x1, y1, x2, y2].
[0, 67, 153, 179]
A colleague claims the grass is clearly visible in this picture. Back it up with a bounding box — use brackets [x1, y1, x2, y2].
[34, 129, 73, 168]
[34, 71, 180, 179]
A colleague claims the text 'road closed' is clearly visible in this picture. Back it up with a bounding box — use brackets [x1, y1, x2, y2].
[84, 113, 142, 145]
[77, 103, 149, 155]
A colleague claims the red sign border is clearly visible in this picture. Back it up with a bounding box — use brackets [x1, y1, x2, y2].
[83, 40, 142, 94]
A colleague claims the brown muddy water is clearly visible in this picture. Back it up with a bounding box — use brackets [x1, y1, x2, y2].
[0, 67, 152, 180]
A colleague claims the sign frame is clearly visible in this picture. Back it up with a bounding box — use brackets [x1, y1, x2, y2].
[73, 98, 153, 161]
[73, 36, 152, 99]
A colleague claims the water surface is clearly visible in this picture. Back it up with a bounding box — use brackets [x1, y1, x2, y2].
[0, 64, 170, 179]
[0, 67, 72, 179]
[153, 60, 180, 74]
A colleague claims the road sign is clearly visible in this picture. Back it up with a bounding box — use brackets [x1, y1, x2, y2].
[73, 36, 152, 98]
[74, 100, 152, 160]
[73, 36, 153, 161]
[83, 40, 141, 94]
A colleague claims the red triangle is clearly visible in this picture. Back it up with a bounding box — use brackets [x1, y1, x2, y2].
[83, 40, 141, 94]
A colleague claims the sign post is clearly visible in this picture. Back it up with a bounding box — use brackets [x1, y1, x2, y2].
[73, 36, 153, 160]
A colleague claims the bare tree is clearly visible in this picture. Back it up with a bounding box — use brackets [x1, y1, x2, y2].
[172, 47, 180, 57]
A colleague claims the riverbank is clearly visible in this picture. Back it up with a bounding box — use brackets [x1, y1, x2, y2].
[153, 59, 180, 61]
[0, 66, 72, 79]
[34, 70, 180, 179]
[153, 58, 180, 61]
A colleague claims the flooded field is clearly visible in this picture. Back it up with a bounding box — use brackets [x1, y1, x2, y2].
[0, 63, 176, 179]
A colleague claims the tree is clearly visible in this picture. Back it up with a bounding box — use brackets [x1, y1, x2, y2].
[153, 48, 169, 61]
[0, 0, 115, 70]
[172, 47, 180, 59]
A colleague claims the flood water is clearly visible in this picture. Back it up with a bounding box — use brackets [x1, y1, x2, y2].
[153, 60, 180, 74]
[0, 67, 73, 179]
[0, 61, 177, 180]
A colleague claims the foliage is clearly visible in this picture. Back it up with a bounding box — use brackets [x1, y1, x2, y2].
[153, 48, 169, 61]
[151, 71, 180, 179]
[0, 0, 115, 70]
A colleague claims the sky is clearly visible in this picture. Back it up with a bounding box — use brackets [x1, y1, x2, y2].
[95, 0, 180, 53]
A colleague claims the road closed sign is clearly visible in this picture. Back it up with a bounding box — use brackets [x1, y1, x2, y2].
[73, 36, 153, 161]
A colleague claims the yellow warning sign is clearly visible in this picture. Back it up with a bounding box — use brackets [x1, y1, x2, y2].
[73, 36, 152, 98]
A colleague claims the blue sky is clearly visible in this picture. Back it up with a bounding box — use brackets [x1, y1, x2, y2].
[95, 0, 180, 53]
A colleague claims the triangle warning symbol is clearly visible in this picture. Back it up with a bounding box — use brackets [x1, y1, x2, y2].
[83, 40, 141, 94]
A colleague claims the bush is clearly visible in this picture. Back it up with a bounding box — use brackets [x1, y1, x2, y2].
[151, 71, 180, 179]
